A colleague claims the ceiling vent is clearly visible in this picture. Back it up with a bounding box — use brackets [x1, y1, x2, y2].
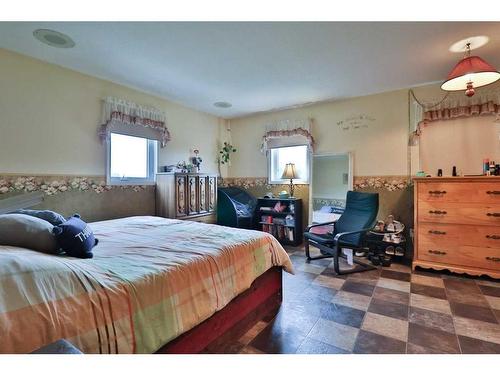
[33, 29, 75, 48]
[214, 101, 232, 108]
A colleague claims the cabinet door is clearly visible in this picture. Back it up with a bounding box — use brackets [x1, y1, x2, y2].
[187, 175, 198, 215]
[208, 176, 217, 212]
[198, 176, 208, 214]
[175, 175, 187, 217]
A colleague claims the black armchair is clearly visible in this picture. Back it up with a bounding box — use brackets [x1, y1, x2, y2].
[217, 187, 257, 229]
[304, 191, 379, 275]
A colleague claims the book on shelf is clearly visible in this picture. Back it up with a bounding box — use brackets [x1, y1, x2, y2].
[261, 215, 273, 223]
[273, 217, 286, 225]
[284, 227, 294, 241]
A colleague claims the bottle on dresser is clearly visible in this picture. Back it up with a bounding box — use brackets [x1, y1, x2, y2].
[490, 161, 496, 176]
[484, 158, 490, 175]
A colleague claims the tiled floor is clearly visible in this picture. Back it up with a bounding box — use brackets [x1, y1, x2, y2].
[206, 245, 500, 354]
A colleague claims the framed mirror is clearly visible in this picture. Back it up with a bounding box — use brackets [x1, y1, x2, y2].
[309, 152, 353, 225]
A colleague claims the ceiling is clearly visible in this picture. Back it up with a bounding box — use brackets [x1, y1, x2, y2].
[1, 22, 500, 118]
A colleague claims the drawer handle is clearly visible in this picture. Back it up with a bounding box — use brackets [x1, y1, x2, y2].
[486, 213, 500, 217]
[428, 230, 446, 235]
[486, 235, 500, 240]
[486, 191, 500, 195]
[428, 250, 447, 255]
[429, 210, 447, 215]
[428, 190, 447, 195]
[485, 257, 500, 262]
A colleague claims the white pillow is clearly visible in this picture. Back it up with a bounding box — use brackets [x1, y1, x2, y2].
[0, 214, 59, 254]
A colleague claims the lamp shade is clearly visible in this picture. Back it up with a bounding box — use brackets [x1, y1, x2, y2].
[441, 55, 500, 95]
[281, 163, 299, 179]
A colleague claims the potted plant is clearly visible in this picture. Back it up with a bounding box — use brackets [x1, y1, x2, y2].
[219, 142, 237, 165]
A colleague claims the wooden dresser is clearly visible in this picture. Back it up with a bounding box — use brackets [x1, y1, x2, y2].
[413, 176, 500, 278]
[156, 173, 217, 223]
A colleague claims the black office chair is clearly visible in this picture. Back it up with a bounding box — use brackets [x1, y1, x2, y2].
[304, 191, 379, 275]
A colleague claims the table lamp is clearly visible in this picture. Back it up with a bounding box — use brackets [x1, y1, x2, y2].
[281, 163, 299, 197]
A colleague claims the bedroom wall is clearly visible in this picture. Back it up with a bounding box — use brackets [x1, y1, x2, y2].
[227, 88, 412, 244]
[227, 82, 500, 260]
[228, 89, 409, 178]
[0, 48, 221, 221]
[410, 82, 500, 176]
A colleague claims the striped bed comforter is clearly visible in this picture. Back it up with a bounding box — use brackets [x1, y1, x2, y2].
[0, 216, 292, 353]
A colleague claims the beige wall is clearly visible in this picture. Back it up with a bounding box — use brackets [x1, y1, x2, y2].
[419, 116, 500, 176]
[411, 82, 500, 176]
[229, 82, 500, 180]
[228, 89, 409, 177]
[0, 48, 220, 176]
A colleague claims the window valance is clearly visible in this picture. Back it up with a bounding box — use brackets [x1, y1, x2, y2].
[98, 97, 171, 147]
[413, 88, 500, 128]
[261, 118, 315, 153]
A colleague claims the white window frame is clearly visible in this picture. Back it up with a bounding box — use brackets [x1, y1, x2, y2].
[267, 144, 311, 185]
[106, 132, 158, 186]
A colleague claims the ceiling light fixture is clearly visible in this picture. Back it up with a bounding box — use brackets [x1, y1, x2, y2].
[441, 42, 500, 97]
[33, 29, 75, 48]
[214, 101, 232, 108]
[448, 36, 489, 53]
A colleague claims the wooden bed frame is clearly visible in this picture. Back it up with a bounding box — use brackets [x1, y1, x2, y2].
[155, 266, 283, 354]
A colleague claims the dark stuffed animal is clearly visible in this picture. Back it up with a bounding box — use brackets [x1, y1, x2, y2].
[52, 214, 99, 259]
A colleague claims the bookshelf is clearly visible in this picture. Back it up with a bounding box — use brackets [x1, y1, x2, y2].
[256, 198, 302, 246]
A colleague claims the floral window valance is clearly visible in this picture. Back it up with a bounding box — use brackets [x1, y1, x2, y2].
[98, 97, 171, 147]
[261, 118, 315, 153]
[412, 87, 500, 128]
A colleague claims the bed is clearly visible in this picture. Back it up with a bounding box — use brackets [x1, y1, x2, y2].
[311, 205, 344, 234]
[0, 216, 292, 354]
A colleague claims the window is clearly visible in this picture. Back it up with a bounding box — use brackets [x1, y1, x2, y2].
[268, 145, 310, 184]
[107, 133, 157, 185]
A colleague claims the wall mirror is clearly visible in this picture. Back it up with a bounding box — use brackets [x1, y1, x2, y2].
[309, 152, 353, 225]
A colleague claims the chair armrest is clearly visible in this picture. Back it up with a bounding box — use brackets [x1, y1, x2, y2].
[305, 220, 338, 232]
[333, 227, 374, 243]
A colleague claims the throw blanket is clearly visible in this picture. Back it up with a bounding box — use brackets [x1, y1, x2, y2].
[0, 216, 292, 353]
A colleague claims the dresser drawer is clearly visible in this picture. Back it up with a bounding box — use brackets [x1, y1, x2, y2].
[418, 182, 500, 203]
[418, 223, 500, 249]
[418, 201, 500, 225]
[418, 241, 500, 271]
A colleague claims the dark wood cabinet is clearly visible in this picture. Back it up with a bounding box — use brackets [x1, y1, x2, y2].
[208, 176, 216, 212]
[156, 173, 217, 223]
[198, 176, 208, 214]
[175, 175, 187, 217]
[187, 175, 198, 215]
[256, 198, 302, 246]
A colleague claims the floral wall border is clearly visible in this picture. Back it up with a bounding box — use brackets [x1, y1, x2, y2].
[353, 176, 411, 191]
[218, 177, 305, 191]
[219, 176, 411, 192]
[0, 176, 149, 196]
[0, 175, 411, 197]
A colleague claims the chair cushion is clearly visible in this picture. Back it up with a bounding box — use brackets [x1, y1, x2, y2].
[0, 214, 59, 254]
[304, 232, 335, 245]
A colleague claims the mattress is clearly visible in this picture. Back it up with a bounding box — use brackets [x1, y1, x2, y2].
[0, 216, 292, 353]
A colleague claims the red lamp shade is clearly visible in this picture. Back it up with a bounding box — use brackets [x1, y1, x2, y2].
[441, 55, 500, 97]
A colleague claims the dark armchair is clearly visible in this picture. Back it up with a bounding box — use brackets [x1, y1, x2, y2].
[217, 187, 257, 229]
[304, 191, 379, 275]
